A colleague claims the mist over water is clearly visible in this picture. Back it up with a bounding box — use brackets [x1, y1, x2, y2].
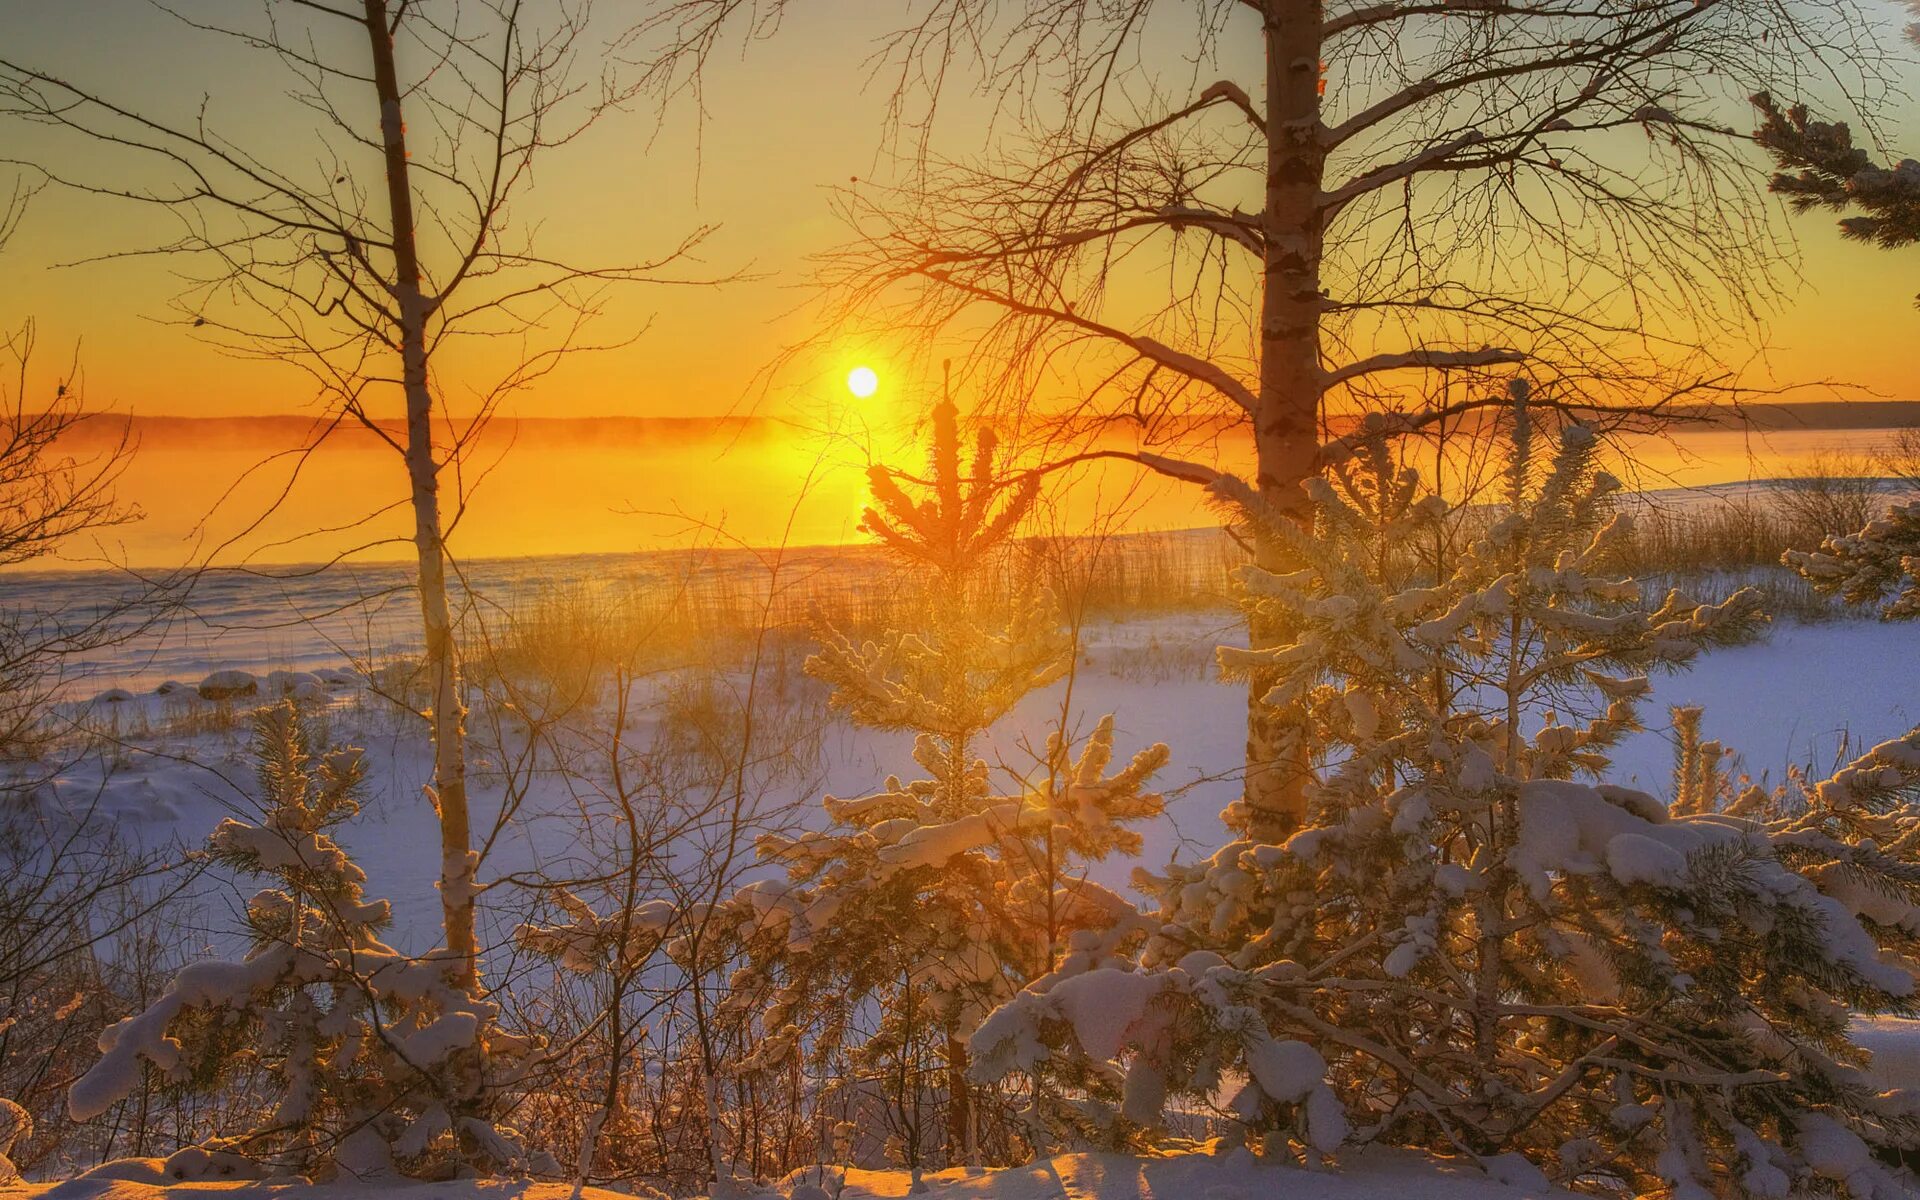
[51, 414, 880, 567]
[48, 411, 1908, 568]
[13, 410, 1908, 695]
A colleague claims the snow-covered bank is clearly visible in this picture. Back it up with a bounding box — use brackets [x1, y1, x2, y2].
[1606, 619, 1920, 791]
[6, 1149, 1578, 1200]
[29, 611, 1920, 948]
[813, 1149, 1575, 1199]
[15, 1171, 622, 1200]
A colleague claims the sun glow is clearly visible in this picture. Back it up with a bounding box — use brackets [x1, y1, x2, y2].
[846, 365, 880, 399]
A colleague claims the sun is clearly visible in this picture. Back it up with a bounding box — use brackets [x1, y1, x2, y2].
[846, 365, 880, 399]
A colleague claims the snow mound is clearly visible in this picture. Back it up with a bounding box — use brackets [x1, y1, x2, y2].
[30, 1176, 634, 1200]
[9, 1150, 1580, 1200]
[195, 671, 259, 701]
[825, 1148, 1576, 1199]
[1851, 1015, 1920, 1091]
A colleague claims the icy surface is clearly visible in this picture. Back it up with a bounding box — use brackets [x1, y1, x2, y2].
[1604, 621, 1920, 792]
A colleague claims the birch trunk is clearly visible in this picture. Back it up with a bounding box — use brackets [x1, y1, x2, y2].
[363, 0, 479, 990]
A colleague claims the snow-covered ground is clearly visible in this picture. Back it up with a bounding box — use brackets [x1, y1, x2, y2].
[12, 571, 1920, 1199]
[7, 1148, 1582, 1200]
[28, 607, 1920, 949]
[808, 1150, 1579, 1200]
[1606, 619, 1920, 790]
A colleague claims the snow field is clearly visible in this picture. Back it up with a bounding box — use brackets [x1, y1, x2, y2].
[33, 613, 1920, 950]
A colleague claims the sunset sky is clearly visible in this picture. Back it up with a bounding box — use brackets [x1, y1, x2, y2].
[2, 2, 938, 421]
[4, 1, 1918, 420]
[3, 2, 1919, 564]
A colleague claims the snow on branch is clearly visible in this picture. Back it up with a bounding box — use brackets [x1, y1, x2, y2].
[1154, 203, 1264, 255]
[1197, 79, 1263, 128]
[1321, 346, 1526, 389]
[1318, 131, 1484, 215]
[1786, 500, 1920, 620]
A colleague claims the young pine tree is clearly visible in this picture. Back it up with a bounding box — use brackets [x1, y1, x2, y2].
[719, 397, 1167, 1174]
[1667, 705, 1734, 818]
[68, 702, 535, 1179]
[971, 382, 1920, 1196]
[1787, 500, 1920, 624]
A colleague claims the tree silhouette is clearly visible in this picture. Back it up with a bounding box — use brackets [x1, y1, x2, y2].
[1753, 92, 1920, 301]
[1, 3, 709, 997]
[646, 0, 1887, 838]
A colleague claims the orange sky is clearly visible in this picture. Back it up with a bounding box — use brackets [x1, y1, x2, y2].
[1, 2, 928, 421]
[4, 2, 1919, 425]
[4, 3, 1920, 566]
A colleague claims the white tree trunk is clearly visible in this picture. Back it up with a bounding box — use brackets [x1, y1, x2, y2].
[363, 0, 479, 990]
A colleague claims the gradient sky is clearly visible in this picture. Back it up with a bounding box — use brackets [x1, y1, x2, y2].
[0, 2, 943, 420]
[2, 1, 1918, 425]
[3, 2, 1919, 567]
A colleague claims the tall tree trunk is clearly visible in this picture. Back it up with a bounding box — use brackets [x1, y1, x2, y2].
[1244, 0, 1326, 842]
[363, 0, 479, 990]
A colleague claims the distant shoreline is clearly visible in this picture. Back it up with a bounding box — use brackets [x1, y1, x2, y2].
[21, 407, 1910, 572]
[8, 476, 1917, 578]
[52, 412, 782, 448]
[1666, 399, 1920, 431]
[47, 398, 1920, 445]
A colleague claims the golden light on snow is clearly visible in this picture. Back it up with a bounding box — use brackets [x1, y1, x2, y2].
[846, 365, 880, 399]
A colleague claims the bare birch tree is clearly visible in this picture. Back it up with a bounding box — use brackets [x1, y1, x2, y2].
[0, 175, 141, 758]
[0, 176, 199, 1175]
[0, 2, 708, 990]
[636, 0, 1884, 839]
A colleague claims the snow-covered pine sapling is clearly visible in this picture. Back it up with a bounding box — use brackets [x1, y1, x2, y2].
[67, 701, 535, 1180]
[1787, 497, 1920, 623]
[718, 397, 1167, 1172]
[976, 381, 1920, 1192]
[1780, 470, 1920, 848]
[0, 1098, 28, 1184]
[1667, 706, 1734, 817]
[1770, 458, 1920, 1081]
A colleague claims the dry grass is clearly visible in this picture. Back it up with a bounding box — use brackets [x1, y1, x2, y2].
[1613, 502, 1800, 575]
[456, 530, 1243, 713]
[1611, 471, 1914, 621]
[1004, 531, 1241, 617]
[51, 471, 1905, 760]
[457, 478, 1906, 700]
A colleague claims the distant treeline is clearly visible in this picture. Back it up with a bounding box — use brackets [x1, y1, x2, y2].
[49, 399, 1920, 451]
[50, 412, 784, 449]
